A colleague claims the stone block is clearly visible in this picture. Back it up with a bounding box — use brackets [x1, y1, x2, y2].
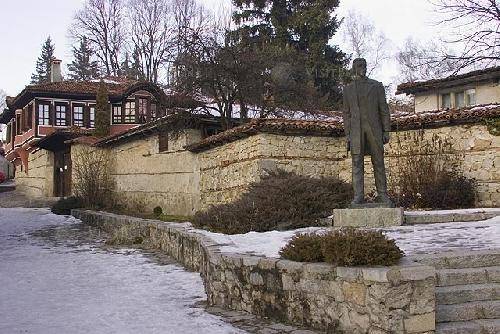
[342, 282, 367, 306]
[333, 207, 404, 228]
[403, 312, 435, 333]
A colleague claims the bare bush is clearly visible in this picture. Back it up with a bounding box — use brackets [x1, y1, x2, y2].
[389, 130, 477, 209]
[72, 146, 115, 209]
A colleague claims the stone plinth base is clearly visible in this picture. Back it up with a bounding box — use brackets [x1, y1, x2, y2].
[333, 207, 404, 227]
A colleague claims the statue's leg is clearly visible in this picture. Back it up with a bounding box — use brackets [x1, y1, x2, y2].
[369, 142, 394, 206]
[351, 153, 365, 203]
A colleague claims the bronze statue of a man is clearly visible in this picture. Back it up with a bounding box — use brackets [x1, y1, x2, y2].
[342, 58, 393, 207]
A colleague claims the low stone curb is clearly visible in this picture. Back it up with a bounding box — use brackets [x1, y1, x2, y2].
[72, 209, 437, 334]
[404, 209, 500, 225]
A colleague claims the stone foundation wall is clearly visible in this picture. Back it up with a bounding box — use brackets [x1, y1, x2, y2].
[16, 149, 54, 197]
[73, 210, 437, 334]
[199, 124, 499, 208]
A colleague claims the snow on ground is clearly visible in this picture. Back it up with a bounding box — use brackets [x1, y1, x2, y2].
[199, 216, 500, 258]
[0, 208, 243, 334]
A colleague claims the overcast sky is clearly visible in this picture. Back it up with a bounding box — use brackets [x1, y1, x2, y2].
[0, 0, 441, 97]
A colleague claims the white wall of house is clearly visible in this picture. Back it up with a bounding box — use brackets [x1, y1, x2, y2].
[414, 81, 500, 113]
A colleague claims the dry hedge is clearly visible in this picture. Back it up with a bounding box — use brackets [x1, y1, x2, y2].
[280, 228, 403, 266]
[193, 170, 352, 234]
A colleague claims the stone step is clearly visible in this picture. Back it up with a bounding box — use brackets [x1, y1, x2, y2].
[436, 283, 499, 304]
[436, 319, 500, 334]
[405, 208, 500, 225]
[437, 300, 500, 323]
[413, 250, 500, 269]
[436, 266, 500, 286]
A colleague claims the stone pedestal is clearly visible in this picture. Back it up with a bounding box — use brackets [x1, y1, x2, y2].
[333, 207, 404, 228]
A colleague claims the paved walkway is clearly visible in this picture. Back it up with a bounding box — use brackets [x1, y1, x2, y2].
[0, 208, 320, 334]
[0, 189, 57, 208]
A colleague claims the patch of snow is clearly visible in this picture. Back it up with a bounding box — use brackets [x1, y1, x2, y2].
[198, 216, 500, 258]
[198, 227, 325, 258]
[0, 208, 243, 334]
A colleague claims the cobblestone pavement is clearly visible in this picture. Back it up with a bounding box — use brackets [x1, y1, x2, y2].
[0, 208, 321, 334]
[0, 189, 57, 208]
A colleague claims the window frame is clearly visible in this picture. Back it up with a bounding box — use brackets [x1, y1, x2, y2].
[37, 102, 50, 126]
[55, 103, 68, 126]
[465, 89, 476, 107]
[89, 105, 96, 128]
[441, 93, 452, 109]
[124, 100, 136, 124]
[112, 104, 123, 124]
[72, 104, 85, 127]
[158, 131, 169, 152]
[137, 97, 149, 123]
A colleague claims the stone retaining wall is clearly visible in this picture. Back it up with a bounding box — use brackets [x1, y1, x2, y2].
[71, 129, 202, 216]
[73, 209, 436, 333]
[16, 149, 54, 197]
[198, 124, 499, 209]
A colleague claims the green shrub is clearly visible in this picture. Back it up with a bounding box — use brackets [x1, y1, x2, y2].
[193, 170, 352, 234]
[279, 233, 325, 262]
[51, 196, 83, 215]
[153, 206, 163, 217]
[279, 228, 403, 266]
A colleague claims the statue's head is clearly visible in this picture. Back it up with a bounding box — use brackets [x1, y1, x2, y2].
[352, 58, 367, 79]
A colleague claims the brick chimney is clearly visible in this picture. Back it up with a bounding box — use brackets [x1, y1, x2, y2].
[50, 58, 63, 82]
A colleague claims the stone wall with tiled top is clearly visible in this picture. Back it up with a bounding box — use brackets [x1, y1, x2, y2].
[198, 124, 499, 209]
[16, 149, 54, 197]
[73, 209, 437, 334]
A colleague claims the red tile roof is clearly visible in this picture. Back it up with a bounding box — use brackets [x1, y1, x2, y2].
[25, 80, 134, 96]
[396, 66, 500, 95]
[186, 104, 500, 152]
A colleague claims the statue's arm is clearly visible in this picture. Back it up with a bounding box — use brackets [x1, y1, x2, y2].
[378, 84, 391, 133]
[342, 88, 351, 140]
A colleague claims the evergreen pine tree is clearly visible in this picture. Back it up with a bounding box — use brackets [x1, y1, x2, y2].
[94, 81, 110, 137]
[120, 52, 132, 78]
[68, 37, 100, 81]
[232, 0, 348, 108]
[30, 36, 56, 84]
[131, 47, 144, 80]
[120, 48, 143, 80]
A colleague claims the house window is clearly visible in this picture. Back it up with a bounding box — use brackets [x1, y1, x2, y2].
[138, 98, 148, 123]
[151, 103, 157, 120]
[27, 103, 33, 129]
[55, 105, 67, 126]
[465, 89, 476, 106]
[73, 106, 84, 126]
[124, 101, 135, 123]
[38, 103, 50, 125]
[112, 105, 122, 124]
[89, 106, 95, 128]
[455, 92, 465, 109]
[16, 114, 21, 135]
[441, 93, 451, 109]
[158, 131, 168, 152]
[5, 123, 11, 144]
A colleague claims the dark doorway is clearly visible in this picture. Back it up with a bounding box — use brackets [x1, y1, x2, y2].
[54, 148, 72, 197]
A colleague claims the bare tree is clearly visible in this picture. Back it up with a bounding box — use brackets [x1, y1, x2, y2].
[71, 0, 125, 76]
[171, 0, 211, 84]
[127, 0, 177, 83]
[340, 10, 391, 76]
[396, 37, 460, 83]
[432, 0, 500, 70]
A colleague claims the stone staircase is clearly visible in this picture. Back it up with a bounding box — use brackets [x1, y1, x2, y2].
[422, 251, 500, 333]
